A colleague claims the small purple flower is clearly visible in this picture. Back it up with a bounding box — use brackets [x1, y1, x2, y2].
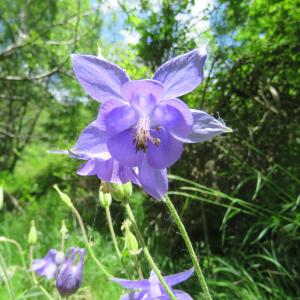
[56, 248, 86, 297]
[69, 48, 231, 200]
[112, 267, 194, 300]
[31, 247, 85, 297]
[30, 249, 63, 279]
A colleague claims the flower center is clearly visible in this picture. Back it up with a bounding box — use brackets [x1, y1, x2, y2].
[133, 117, 160, 152]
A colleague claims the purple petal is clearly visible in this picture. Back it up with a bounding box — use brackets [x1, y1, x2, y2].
[56, 249, 85, 297]
[120, 291, 147, 300]
[97, 100, 137, 135]
[107, 129, 144, 167]
[111, 278, 149, 290]
[77, 160, 97, 176]
[173, 290, 193, 300]
[146, 128, 183, 169]
[71, 54, 130, 102]
[30, 249, 58, 280]
[164, 268, 194, 286]
[95, 158, 139, 184]
[175, 109, 232, 143]
[72, 121, 110, 159]
[138, 160, 168, 200]
[153, 98, 193, 138]
[121, 80, 164, 116]
[153, 48, 207, 99]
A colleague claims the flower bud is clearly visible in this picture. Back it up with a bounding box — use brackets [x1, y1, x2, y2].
[56, 248, 86, 297]
[54, 185, 72, 207]
[122, 220, 139, 255]
[0, 186, 3, 210]
[28, 220, 37, 245]
[99, 189, 112, 208]
[111, 182, 132, 202]
[60, 220, 68, 237]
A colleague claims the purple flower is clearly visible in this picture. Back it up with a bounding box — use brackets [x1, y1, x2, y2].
[31, 247, 85, 297]
[30, 249, 64, 279]
[112, 267, 194, 300]
[56, 248, 86, 297]
[69, 48, 231, 200]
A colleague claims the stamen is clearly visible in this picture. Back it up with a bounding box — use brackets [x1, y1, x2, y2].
[134, 118, 161, 152]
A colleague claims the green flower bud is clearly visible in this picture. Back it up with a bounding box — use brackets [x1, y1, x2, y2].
[99, 189, 112, 208]
[28, 220, 37, 245]
[54, 185, 72, 207]
[111, 182, 132, 202]
[60, 220, 68, 236]
[0, 186, 3, 210]
[122, 220, 139, 256]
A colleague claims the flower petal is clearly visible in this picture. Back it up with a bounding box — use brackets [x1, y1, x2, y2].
[96, 158, 138, 184]
[72, 121, 110, 159]
[153, 98, 193, 138]
[120, 291, 147, 300]
[175, 109, 232, 143]
[164, 268, 194, 286]
[138, 160, 168, 200]
[71, 54, 130, 102]
[147, 128, 183, 169]
[173, 290, 193, 300]
[107, 129, 144, 167]
[111, 278, 149, 290]
[77, 159, 97, 176]
[97, 100, 137, 135]
[121, 80, 164, 116]
[153, 48, 207, 98]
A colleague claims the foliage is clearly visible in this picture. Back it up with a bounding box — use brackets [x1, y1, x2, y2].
[1, 0, 300, 299]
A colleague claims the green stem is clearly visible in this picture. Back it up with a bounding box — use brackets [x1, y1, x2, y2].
[105, 205, 122, 258]
[0, 251, 15, 300]
[105, 205, 133, 279]
[164, 195, 213, 300]
[70, 204, 113, 278]
[0, 238, 54, 300]
[124, 202, 177, 300]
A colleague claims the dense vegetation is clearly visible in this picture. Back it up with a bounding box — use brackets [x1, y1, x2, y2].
[0, 0, 299, 299]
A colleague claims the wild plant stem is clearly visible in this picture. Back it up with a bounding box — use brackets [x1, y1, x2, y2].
[0, 238, 54, 300]
[105, 205, 122, 258]
[124, 202, 177, 300]
[164, 195, 213, 300]
[0, 251, 15, 300]
[104, 205, 133, 279]
[70, 204, 113, 278]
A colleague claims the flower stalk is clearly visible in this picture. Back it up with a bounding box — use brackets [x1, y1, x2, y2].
[54, 185, 112, 278]
[163, 195, 213, 300]
[123, 201, 177, 300]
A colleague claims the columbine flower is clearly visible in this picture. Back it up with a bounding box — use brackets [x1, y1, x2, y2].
[112, 268, 194, 300]
[56, 248, 86, 297]
[31, 247, 85, 297]
[69, 48, 231, 199]
[30, 249, 64, 279]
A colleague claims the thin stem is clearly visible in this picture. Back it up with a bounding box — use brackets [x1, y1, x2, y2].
[70, 204, 112, 278]
[105, 206, 122, 258]
[0, 238, 54, 300]
[105, 205, 132, 279]
[124, 202, 177, 300]
[0, 251, 15, 300]
[164, 195, 213, 300]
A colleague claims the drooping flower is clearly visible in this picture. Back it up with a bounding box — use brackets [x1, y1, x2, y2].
[31, 247, 85, 297]
[69, 48, 231, 200]
[56, 248, 86, 297]
[112, 267, 194, 300]
[30, 249, 64, 279]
